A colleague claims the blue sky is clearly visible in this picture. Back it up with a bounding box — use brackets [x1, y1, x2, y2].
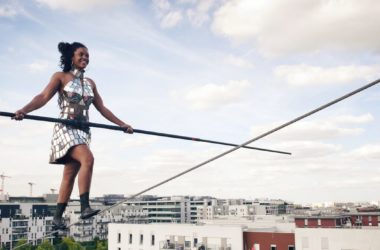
[1, 0, 380, 204]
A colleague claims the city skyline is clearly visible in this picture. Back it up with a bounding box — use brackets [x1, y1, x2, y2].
[0, 0, 380, 203]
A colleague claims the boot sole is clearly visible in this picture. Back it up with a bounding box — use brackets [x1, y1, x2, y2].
[80, 210, 100, 220]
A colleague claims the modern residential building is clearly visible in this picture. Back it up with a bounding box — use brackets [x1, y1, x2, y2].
[295, 228, 380, 250]
[108, 223, 243, 250]
[108, 213, 297, 250]
[294, 212, 380, 250]
[295, 212, 380, 228]
[244, 231, 295, 250]
[203, 214, 296, 250]
[122, 196, 218, 224]
[0, 203, 54, 249]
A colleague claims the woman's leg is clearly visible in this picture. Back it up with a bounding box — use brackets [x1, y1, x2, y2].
[58, 160, 80, 203]
[68, 144, 94, 194]
[54, 160, 80, 229]
[68, 144, 99, 219]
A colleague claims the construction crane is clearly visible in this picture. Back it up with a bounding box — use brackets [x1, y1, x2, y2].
[28, 182, 35, 197]
[0, 173, 11, 197]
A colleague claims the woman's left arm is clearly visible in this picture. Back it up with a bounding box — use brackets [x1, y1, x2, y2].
[91, 79, 133, 133]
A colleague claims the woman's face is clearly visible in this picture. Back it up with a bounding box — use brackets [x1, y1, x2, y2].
[72, 47, 89, 70]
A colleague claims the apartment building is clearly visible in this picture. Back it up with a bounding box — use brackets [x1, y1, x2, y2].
[295, 228, 380, 249]
[294, 212, 380, 249]
[108, 213, 297, 250]
[122, 196, 218, 224]
[0, 203, 54, 249]
[108, 223, 243, 250]
[295, 212, 380, 228]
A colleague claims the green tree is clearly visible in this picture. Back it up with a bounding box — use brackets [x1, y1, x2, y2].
[55, 237, 83, 250]
[96, 241, 107, 250]
[14, 239, 32, 250]
[37, 239, 54, 250]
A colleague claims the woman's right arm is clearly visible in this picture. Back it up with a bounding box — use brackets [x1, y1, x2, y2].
[13, 72, 62, 120]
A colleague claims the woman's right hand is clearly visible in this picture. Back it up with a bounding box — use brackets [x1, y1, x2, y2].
[13, 109, 26, 120]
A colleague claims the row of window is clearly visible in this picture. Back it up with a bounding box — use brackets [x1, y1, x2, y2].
[252, 244, 294, 250]
[304, 216, 380, 226]
[117, 233, 155, 246]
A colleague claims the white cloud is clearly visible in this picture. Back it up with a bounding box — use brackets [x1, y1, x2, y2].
[251, 115, 370, 142]
[187, 0, 215, 27]
[35, 0, 125, 12]
[160, 10, 183, 28]
[27, 60, 50, 73]
[331, 113, 374, 125]
[325, 177, 380, 189]
[0, 5, 17, 17]
[274, 141, 341, 158]
[212, 0, 380, 56]
[153, 0, 215, 28]
[121, 137, 158, 149]
[224, 54, 254, 68]
[183, 80, 251, 110]
[152, 0, 171, 12]
[152, 0, 183, 28]
[349, 144, 380, 159]
[0, 99, 8, 111]
[177, 0, 197, 4]
[275, 64, 380, 86]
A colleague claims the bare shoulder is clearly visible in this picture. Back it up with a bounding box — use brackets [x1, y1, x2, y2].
[85, 77, 97, 89]
[50, 71, 66, 82]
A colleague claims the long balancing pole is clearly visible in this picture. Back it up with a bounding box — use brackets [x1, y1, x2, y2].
[0, 111, 290, 155]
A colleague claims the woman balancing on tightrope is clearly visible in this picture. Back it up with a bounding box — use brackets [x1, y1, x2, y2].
[13, 42, 133, 230]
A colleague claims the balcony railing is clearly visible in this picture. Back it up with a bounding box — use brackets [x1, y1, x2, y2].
[159, 241, 231, 250]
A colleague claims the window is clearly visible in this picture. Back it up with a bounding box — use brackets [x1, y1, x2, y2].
[369, 216, 372, 222]
[270, 245, 277, 250]
[288, 246, 295, 250]
[194, 238, 198, 247]
[129, 234, 133, 244]
[151, 235, 155, 246]
[302, 237, 309, 248]
[304, 218, 308, 226]
[140, 234, 143, 245]
[321, 237, 329, 250]
[185, 241, 191, 248]
[318, 219, 321, 226]
[117, 233, 121, 243]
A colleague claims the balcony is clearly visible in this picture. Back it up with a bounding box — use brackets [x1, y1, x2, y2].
[159, 241, 231, 250]
[160, 241, 189, 250]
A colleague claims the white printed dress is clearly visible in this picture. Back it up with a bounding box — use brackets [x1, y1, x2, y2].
[49, 69, 94, 164]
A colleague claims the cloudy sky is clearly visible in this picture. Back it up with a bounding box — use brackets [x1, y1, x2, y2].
[1, 0, 380, 204]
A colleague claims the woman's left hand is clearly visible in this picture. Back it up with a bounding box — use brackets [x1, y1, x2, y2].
[120, 123, 133, 134]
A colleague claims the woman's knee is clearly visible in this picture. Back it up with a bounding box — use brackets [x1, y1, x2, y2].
[71, 145, 94, 167]
[83, 152, 94, 167]
[63, 162, 80, 182]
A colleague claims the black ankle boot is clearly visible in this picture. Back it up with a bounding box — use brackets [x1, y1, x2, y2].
[79, 192, 100, 220]
[53, 203, 67, 230]
[52, 217, 67, 231]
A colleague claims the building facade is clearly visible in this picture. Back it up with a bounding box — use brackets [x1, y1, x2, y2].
[108, 223, 243, 250]
[0, 203, 54, 249]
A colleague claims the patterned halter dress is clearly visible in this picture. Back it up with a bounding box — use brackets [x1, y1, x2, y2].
[49, 69, 94, 164]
